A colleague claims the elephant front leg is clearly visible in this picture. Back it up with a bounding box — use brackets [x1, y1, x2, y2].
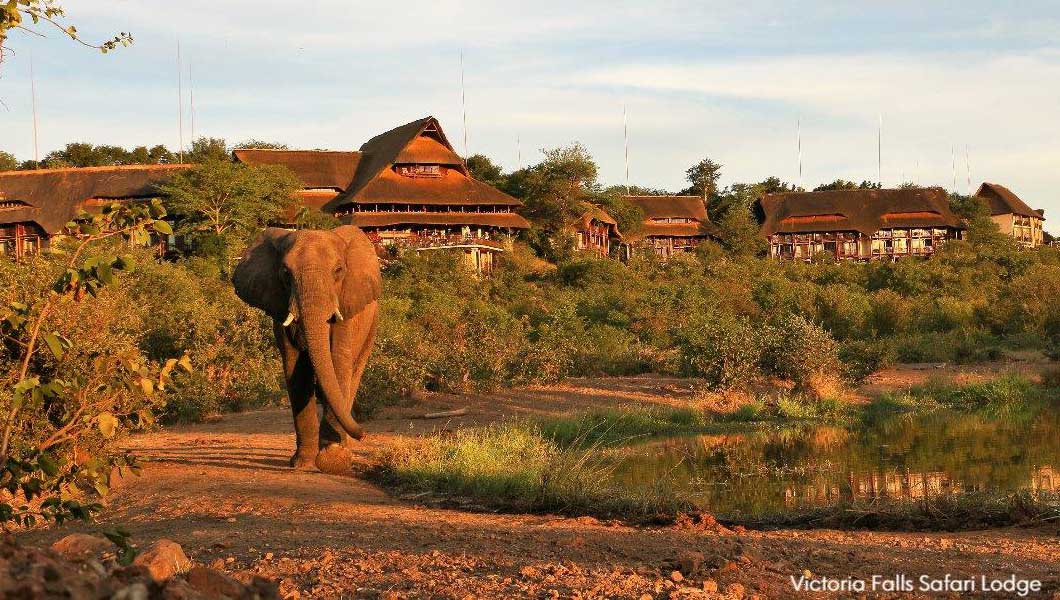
[275, 323, 320, 470]
[316, 307, 377, 474]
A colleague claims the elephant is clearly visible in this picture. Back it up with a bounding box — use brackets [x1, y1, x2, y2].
[232, 226, 382, 474]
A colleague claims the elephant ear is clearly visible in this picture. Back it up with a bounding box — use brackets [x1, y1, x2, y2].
[332, 225, 383, 317]
[233, 228, 292, 320]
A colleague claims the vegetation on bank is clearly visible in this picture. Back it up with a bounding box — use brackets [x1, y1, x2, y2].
[374, 374, 1060, 528]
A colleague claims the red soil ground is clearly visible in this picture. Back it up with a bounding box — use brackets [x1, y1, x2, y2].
[18, 362, 1060, 599]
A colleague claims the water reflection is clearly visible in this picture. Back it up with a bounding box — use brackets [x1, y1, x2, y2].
[610, 407, 1060, 518]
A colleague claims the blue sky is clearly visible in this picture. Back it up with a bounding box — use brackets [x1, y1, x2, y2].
[1, 1, 1058, 229]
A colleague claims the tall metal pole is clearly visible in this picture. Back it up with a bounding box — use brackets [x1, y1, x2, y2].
[796, 118, 803, 190]
[623, 105, 630, 194]
[964, 145, 971, 195]
[516, 135, 521, 169]
[29, 52, 39, 166]
[177, 40, 184, 163]
[460, 50, 468, 158]
[189, 58, 195, 142]
[877, 114, 882, 187]
[951, 145, 957, 193]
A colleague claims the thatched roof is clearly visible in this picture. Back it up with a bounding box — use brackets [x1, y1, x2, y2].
[757, 187, 965, 236]
[0, 164, 191, 234]
[325, 116, 521, 211]
[343, 212, 530, 229]
[620, 195, 718, 240]
[974, 182, 1043, 219]
[233, 149, 361, 190]
[623, 195, 708, 221]
[395, 136, 464, 166]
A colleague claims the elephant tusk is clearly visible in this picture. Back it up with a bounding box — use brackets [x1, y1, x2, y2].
[282, 312, 296, 327]
[333, 308, 344, 322]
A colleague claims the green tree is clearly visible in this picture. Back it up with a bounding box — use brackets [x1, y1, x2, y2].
[514, 143, 599, 230]
[1, 1, 132, 63]
[185, 137, 229, 163]
[465, 154, 506, 188]
[814, 179, 881, 191]
[233, 140, 289, 150]
[159, 160, 301, 242]
[681, 157, 723, 199]
[0, 151, 16, 171]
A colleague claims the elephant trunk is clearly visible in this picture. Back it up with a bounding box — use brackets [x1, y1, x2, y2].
[297, 275, 364, 440]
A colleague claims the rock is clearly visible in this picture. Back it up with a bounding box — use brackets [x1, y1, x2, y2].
[51, 533, 111, 560]
[702, 579, 718, 593]
[725, 582, 745, 599]
[670, 570, 684, 582]
[676, 551, 704, 576]
[639, 594, 653, 600]
[186, 566, 246, 598]
[133, 539, 191, 581]
[112, 582, 150, 600]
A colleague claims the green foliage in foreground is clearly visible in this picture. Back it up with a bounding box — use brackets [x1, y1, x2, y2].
[0, 202, 186, 529]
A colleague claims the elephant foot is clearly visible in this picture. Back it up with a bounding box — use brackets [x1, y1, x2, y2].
[289, 452, 317, 470]
[315, 443, 354, 475]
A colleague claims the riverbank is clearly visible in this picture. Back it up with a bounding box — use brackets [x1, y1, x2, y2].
[16, 361, 1060, 598]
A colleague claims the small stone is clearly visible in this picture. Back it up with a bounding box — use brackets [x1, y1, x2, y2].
[639, 594, 653, 600]
[112, 582, 149, 600]
[225, 517, 237, 523]
[186, 566, 246, 598]
[726, 582, 746, 599]
[702, 579, 719, 592]
[265, 552, 274, 560]
[133, 539, 191, 581]
[209, 558, 226, 570]
[677, 551, 704, 576]
[51, 534, 111, 560]
[670, 570, 684, 582]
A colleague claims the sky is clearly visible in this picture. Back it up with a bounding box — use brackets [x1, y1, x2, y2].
[1, 1, 1059, 230]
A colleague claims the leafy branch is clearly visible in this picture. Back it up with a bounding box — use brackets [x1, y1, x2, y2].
[0, 200, 188, 529]
[1, 0, 133, 64]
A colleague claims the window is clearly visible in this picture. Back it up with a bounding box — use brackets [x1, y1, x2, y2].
[396, 165, 442, 178]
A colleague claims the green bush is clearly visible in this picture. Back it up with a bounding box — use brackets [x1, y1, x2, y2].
[838, 339, 895, 383]
[760, 314, 842, 395]
[673, 313, 761, 390]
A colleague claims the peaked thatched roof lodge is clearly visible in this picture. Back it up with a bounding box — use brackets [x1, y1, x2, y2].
[974, 182, 1046, 248]
[622, 195, 720, 258]
[573, 206, 621, 258]
[0, 164, 191, 258]
[756, 187, 966, 261]
[236, 116, 529, 273]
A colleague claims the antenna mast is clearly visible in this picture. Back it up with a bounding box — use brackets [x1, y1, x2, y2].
[29, 52, 39, 166]
[177, 40, 185, 163]
[951, 145, 957, 193]
[964, 145, 971, 195]
[877, 114, 882, 187]
[622, 105, 630, 194]
[189, 59, 195, 142]
[516, 135, 522, 169]
[460, 50, 468, 157]
[796, 118, 802, 190]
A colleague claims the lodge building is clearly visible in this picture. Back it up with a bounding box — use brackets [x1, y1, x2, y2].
[573, 206, 622, 257]
[974, 182, 1046, 248]
[237, 116, 530, 273]
[756, 187, 967, 261]
[622, 195, 720, 258]
[0, 164, 190, 258]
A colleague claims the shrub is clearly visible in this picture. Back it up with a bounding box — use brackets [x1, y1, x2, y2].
[761, 314, 843, 397]
[673, 313, 761, 390]
[838, 339, 895, 383]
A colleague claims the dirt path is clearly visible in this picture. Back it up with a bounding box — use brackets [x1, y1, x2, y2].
[20, 373, 1060, 599]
